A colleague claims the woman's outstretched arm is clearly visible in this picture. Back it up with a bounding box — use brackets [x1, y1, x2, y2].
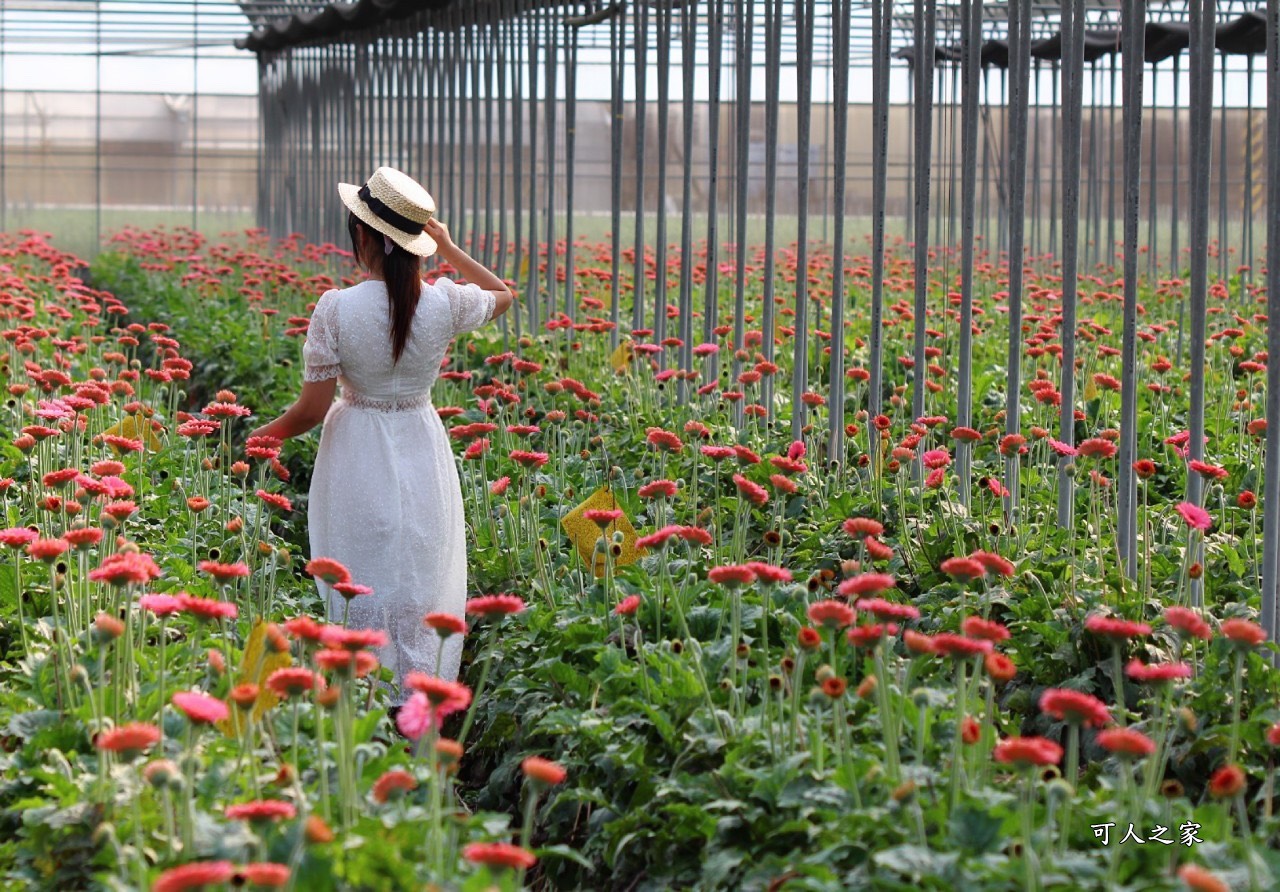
[248, 376, 337, 441]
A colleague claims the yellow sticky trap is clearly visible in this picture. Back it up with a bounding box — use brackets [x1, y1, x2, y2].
[217, 619, 292, 738]
[609, 340, 634, 374]
[560, 485, 646, 578]
[102, 412, 164, 453]
[1083, 375, 1099, 402]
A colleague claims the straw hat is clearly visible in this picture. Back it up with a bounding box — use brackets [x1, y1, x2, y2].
[338, 167, 438, 256]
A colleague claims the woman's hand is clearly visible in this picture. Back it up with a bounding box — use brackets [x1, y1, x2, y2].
[425, 218, 455, 256]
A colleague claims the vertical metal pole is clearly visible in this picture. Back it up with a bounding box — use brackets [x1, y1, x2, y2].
[868, 0, 890, 423]
[1148, 59, 1158, 280]
[1057, 0, 1085, 529]
[483, 7, 496, 267]
[609, 2, 624, 352]
[654, 0, 671, 367]
[761, 0, 783, 420]
[731, 0, 753, 431]
[632, 0, 648, 333]
[910, 0, 935, 429]
[1002, 0, 1030, 520]
[1219, 49, 1229, 284]
[1172, 53, 1182, 276]
[1260, 0, 1280, 650]
[527, 3, 541, 332]
[703, 0, 725, 384]
[1117, 0, 1148, 580]
[828, 0, 851, 466]
[791, 0, 816, 440]
[677, 0, 698, 403]
[95, 0, 102, 249]
[1184, 0, 1215, 604]
[543, 2, 559, 320]
[956, 0, 982, 506]
[564, 11, 579, 322]
[1108, 52, 1118, 268]
[192, 4, 199, 233]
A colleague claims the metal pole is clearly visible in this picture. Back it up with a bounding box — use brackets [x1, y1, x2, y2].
[703, 0, 725, 386]
[1116, 0, 1148, 580]
[1184, 0, 1215, 604]
[761, 0, 782, 420]
[910, 0, 936, 430]
[677, 0, 698, 403]
[827, 0, 851, 468]
[632, 0, 648, 333]
[1002, 0, 1030, 521]
[868, 0, 890, 425]
[1260, 0, 1280, 650]
[791, 0, 816, 440]
[956, 0, 982, 507]
[731, 0, 753, 431]
[1056, 0, 1085, 529]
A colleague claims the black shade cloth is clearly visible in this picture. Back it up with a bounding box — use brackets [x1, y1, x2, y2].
[891, 11, 1270, 71]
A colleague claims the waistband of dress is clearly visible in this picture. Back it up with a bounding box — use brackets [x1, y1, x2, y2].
[338, 387, 433, 413]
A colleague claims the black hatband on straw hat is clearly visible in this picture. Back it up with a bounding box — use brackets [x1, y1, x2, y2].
[358, 184, 426, 236]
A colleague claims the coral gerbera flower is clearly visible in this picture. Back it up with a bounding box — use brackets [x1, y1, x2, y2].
[462, 842, 537, 871]
[153, 861, 235, 892]
[224, 799, 297, 823]
[993, 735, 1063, 769]
[304, 557, 351, 585]
[95, 722, 161, 760]
[1039, 688, 1112, 728]
[171, 691, 229, 725]
[465, 594, 527, 618]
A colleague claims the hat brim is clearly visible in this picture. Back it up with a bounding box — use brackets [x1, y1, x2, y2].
[338, 182, 438, 257]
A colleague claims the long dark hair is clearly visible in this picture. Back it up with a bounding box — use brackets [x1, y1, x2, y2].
[348, 211, 423, 364]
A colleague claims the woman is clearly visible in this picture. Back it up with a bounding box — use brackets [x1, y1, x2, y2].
[249, 166, 514, 703]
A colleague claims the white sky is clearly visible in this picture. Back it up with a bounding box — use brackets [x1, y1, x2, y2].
[0, 1, 1265, 107]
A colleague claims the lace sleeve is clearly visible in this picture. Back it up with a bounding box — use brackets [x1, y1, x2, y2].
[438, 276, 497, 338]
[302, 290, 342, 382]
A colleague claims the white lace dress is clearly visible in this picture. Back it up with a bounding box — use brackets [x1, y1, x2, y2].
[301, 276, 496, 699]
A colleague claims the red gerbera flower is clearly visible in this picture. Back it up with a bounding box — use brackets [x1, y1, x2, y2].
[838, 573, 896, 598]
[265, 667, 324, 699]
[993, 735, 1063, 769]
[304, 557, 351, 585]
[961, 616, 1010, 642]
[198, 560, 250, 582]
[1096, 727, 1156, 759]
[1039, 688, 1112, 728]
[940, 556, 986, 582]
[178, 593, 238, 621]
[425, 612, 467, 637]
[372, 769, 418, 804]
[89, 551, 162, 587]
[234, 863, 291, 888]
[1163, 606, 1212, 640]
[462, 842, 537, 871]
[1125, 659, 1192, 684]
[931, 633, 994, 659]
[1085, 615, 1151, 640]
[95, 722, 161, 760]
[171, 691, 229, 725]
[153, 861, 235, 892]
[806, 599, 855, 629]
[708, 565, 757, 588]
[225, 799, 297, 823]
[466, 593, 527, 617]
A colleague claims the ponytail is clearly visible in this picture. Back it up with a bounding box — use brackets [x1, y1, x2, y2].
[348, 212, 423, 364]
